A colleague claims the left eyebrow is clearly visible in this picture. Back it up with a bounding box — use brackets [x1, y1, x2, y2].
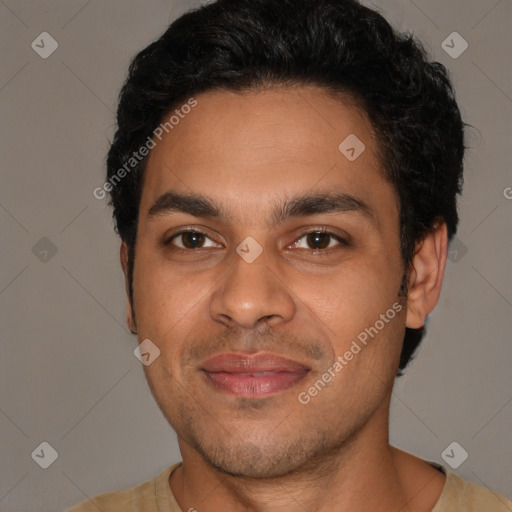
[146, 190, 374, 227]
[271, 191, 374, 226]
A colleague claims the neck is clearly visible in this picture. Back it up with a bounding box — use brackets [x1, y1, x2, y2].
[169, 395, 445, 512]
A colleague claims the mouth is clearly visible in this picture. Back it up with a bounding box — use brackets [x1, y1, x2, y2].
[200, 352, 310, 398]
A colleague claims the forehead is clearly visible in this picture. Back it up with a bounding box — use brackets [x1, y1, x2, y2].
[139, 85, 396, 226]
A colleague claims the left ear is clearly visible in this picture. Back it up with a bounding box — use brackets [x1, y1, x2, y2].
[405, 221, 448, 329]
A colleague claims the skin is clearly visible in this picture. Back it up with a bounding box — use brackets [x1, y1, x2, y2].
[121, 85, 448, 512]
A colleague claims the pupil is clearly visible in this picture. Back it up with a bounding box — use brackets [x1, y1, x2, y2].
[183, 232, 203, 249]
[307, 232, 329, 249]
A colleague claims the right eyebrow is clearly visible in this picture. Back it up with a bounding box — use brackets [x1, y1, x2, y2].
[147, 191, 226, 221]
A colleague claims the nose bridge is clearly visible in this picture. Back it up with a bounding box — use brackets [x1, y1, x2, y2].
[209, 239, 295, 328]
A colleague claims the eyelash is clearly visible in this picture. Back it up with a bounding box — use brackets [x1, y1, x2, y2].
[163, 228, 349, 255]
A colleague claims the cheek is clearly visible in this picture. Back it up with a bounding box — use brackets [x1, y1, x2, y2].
[296, 258, 402, 337]
[131, 251, 199, 335]
[294, 258, 406, 382]
[131, 251, 228, 367]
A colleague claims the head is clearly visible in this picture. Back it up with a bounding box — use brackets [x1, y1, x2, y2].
[105, 0, 464, 478]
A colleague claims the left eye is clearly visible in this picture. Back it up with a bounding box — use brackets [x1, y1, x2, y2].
[292, 231, 346, 251]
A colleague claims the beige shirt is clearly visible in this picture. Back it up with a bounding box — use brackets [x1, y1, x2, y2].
[68, 461, 512, 511]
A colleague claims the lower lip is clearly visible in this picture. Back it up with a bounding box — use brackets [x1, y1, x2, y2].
[202, 370, 309, 397]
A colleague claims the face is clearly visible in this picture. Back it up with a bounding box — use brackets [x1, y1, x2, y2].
[127, 86, 408, 478]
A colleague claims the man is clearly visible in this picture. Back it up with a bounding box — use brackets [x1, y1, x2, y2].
[71, 0, 512, 510]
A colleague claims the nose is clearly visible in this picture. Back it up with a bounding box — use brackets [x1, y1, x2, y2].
[209, 241, 296, 330]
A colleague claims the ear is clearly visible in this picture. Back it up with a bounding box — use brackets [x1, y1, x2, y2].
[120, 241, 137, 334]
[405, 221, 448, 329]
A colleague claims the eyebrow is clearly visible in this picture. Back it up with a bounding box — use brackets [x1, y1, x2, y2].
[147, 190, 374, 226]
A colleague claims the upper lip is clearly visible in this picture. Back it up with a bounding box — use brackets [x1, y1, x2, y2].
[201, 352, 310, 373]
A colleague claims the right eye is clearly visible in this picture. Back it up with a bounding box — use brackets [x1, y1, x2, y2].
[164, 229, 221, 251]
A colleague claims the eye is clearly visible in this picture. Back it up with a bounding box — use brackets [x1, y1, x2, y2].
[163, 228, 349, 254]
[165, 229, 220, 250]
[292, 230, 347, 252]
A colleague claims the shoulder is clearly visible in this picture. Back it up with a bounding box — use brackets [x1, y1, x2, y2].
[432, 465, 512, 512]
[67, 463, 182, 512]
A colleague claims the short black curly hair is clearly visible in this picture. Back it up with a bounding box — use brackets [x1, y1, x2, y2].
[105, 0, 465, 375]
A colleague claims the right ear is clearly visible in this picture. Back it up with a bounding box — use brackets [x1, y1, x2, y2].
[120, 241, 137, 334]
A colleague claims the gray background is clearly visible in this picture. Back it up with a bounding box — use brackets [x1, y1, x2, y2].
[0, 0, 511, 511]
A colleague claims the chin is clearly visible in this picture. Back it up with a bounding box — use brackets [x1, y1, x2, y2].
[190, 433, 322, 480]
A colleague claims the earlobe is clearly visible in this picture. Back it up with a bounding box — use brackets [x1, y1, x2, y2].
[120, 241, 137, 334]
[405, 222, 448, 329]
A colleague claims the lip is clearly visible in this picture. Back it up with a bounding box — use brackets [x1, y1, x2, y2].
[200, 352, 310, 397]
